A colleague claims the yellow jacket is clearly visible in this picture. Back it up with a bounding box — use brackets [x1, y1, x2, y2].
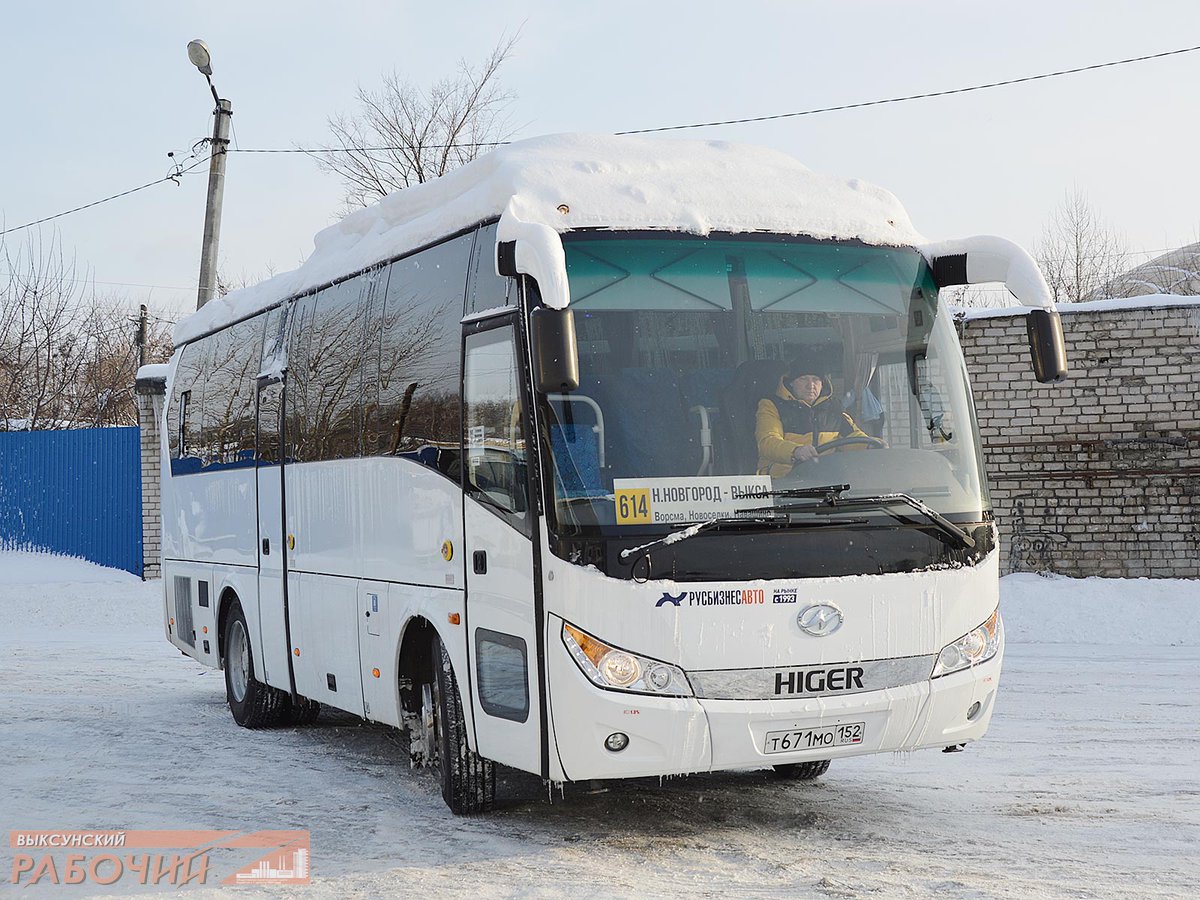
[755, 380, 866, 477]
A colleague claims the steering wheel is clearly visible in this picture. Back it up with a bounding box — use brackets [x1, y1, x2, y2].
[816, 435, 888, 455]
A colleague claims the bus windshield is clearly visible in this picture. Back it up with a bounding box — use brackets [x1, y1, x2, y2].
[537, 233, 990, 577]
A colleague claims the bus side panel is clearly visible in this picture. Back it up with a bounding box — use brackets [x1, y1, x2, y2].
[162, 467, 258, 568]
[163, 560, 215, 666]
[358, 457, 463, 591]
[286, 460, 362, 579]
[357, 584, 471, 734]
[287, 570, 364, 717]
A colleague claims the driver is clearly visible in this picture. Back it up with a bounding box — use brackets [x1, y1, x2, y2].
[755, 365, 868, 476]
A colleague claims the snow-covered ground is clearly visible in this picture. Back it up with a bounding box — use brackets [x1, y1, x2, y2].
[1, 553, 1197, 898]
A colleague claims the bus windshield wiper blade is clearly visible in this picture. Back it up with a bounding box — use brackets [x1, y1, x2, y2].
[829, 492, 976, 549]
[742, 491, 975, 549]
[617, 515, 788, 562]
[759, 483, 851, 503]
[617, 510, 872, 563]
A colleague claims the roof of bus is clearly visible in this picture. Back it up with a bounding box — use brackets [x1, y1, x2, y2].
[174, 133, 924, 345]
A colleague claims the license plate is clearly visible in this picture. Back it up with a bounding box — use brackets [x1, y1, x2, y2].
[763, 722, 865, 754]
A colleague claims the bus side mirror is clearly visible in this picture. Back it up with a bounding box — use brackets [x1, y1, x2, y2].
[1027, 309, 1068, 383]
[530, 307, 579, 393]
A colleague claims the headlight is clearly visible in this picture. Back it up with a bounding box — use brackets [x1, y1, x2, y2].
[931, 609, 1001, 678]
[562, 622, 693, 697]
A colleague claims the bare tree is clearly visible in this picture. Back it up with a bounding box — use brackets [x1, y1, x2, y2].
[315, 33, 520, 211]
[0, 231, 172, 429]
[1035, 188, 1129, 303]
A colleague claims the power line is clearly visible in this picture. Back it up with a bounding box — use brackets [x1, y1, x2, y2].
[0, 270, 194, 292]
[0, 155, 210, 238]
[227, 43, 1200, 153]
[231, 142, 507, 154]
[614, 44, 1200, 135]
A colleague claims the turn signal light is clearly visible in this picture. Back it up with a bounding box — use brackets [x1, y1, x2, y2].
[372, 667, 381, 679]
[448, 613, 461, 625]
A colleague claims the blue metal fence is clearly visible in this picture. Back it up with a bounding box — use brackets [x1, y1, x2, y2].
[0, 427, 143, 576]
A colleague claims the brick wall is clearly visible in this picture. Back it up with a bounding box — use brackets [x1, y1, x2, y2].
[958, 301, 1200, 578]
[135, 375, 166, 581]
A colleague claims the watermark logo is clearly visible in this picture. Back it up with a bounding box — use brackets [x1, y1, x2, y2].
[9, 829, 311, 888]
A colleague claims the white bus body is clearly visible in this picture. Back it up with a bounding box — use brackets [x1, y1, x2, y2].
[160, 135, 1064, 813]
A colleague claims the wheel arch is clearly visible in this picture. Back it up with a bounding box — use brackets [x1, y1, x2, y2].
[396, 613, 478, 750]
[215, 584, 242, 666]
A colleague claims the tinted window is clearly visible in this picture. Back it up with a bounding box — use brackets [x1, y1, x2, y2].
[168, 342, 202, 462]
[305, 278, 368, 460]
[199, 316, 262, 469]
[464, 324, 529, 529]
[371, 233, 472, 481]
[285, 293, 318, 462]
[360, 266, 390, 457]
[466, 223, 514, 316]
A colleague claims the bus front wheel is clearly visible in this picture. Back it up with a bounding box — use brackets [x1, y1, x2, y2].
[773, 759, 831, 780]
[222, 600, 290, 728]
[431, 636, 495, 814]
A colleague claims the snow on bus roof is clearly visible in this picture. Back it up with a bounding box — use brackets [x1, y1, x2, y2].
[174, 133, 923, 346]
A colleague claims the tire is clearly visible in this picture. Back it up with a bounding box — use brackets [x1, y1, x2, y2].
[773, 759, 831, 781]
[431, 637, 495, 814]
[282, 695, 322, 726]
[222, 600, 290, 728]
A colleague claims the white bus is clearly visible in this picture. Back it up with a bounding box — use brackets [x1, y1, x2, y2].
[160, 135, 1066, 813]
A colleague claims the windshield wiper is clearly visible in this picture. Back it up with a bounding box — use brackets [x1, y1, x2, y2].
[757, 483, 851, 503]
[617, 512, 864, 563]
[748, 490, 975, 550]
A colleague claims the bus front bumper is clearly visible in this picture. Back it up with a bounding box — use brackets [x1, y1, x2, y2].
[548, 647, 1002, 782]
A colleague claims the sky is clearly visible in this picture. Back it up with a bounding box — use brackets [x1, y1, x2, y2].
[2, 0, 1198, 322]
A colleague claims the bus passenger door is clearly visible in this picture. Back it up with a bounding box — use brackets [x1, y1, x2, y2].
[462, 320, 543, 775]
[255, 376, 293, 693]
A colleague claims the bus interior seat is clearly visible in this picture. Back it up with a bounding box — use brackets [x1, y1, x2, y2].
[582, 368, 698, 481]
[715, 359, 787, 475]
[549, 421, 603, 498]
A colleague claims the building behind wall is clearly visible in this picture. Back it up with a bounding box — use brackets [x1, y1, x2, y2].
[957, 298, 1200, 578]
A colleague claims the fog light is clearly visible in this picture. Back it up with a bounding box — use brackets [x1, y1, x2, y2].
[604, 732, 629, 753]
[967, 701, 982, 721]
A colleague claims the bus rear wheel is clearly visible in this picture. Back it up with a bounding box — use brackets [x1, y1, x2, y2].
[773, 759, 831, 780]
[431, 636, 495, 814]
[222, 600, 290, 729]
[283, 696, 322, 726]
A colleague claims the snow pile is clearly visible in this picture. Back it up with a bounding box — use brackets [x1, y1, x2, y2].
[0, 550, 139, 585]
[1001, 572, 1200, 646]
[175, 133, 922, 345]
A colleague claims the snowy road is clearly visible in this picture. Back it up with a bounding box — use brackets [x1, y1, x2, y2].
[1, 562, 1197, 898]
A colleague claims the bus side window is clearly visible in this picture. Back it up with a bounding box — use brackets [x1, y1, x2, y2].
[178, 391, 191, 458]
[306, 277, 368, 461]
[466, 222, 514, 317]
[205, 316, 262, 468]
[285, 293, 318, 463]
[372, 232, 472, 481]
[464, 325, 530, 532]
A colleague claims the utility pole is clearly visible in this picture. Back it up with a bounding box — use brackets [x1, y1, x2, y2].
[137, 304, 148, 368]
[188, 40, 232, 310]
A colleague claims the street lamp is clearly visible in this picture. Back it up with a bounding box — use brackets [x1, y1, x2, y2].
[187, 39, 233, 310]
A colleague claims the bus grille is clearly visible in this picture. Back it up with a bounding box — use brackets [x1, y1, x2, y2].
[173, 576, 195, 647]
